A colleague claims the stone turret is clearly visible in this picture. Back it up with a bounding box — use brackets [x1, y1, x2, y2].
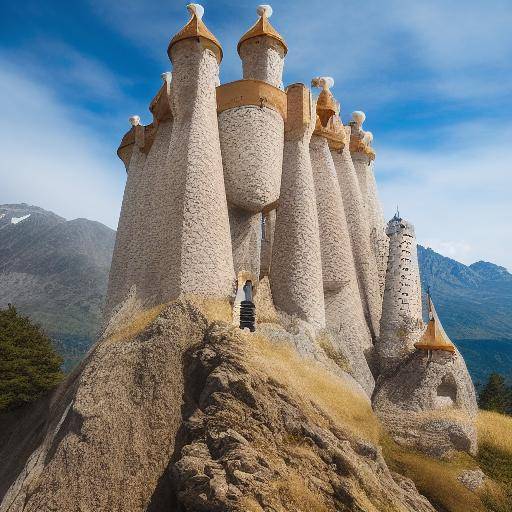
[270, 83, 325, 328]
[350, 112, 388, 297]
[105, 116, 148, 314]
[217, 5, 286, 279]
[376, 214, 423, 375]
[309, 78, 373, 362]
[330, 123, 382, 341]
[158, 3, 235, 300]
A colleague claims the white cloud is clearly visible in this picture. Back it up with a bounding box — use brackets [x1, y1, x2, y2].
[376, 121, 512, 270]
[0, 57, 125, 229]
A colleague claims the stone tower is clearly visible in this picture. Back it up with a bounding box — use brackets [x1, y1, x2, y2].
[309, 77, 373, 355]
[350, 112, 388, 298]
[217, 4, 286, 280]
[104, 4, 235, 318]
[330, 124, 382, 342]
[376, 214, 424, 375]
[270, 84, 325, 328]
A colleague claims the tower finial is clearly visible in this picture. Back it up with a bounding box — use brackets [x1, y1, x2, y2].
[312, 76, 336, 127]
[129, 115, 140, 126]
[238, 4, 287, 55]
[167, 3, 222, 63]
[352, 111, 366, 128]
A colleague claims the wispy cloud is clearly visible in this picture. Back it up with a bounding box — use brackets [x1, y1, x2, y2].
[0, 57, 124, 228]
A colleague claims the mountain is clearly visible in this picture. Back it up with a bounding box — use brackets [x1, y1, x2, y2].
[0, 204, 115, 369]
[417, 245, 512, 340]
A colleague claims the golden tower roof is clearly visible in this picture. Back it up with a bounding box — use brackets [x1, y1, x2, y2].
[168, 4, 223, 63]
[238, 5, 287, 55]
[414, 294, 456, 353]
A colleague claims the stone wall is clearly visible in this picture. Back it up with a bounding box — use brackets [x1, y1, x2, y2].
[239, 36, 285, 88]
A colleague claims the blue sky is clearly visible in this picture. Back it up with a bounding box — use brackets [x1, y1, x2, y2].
[1, 0, 511, 270]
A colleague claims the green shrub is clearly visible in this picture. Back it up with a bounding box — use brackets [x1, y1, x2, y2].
[0, 304, 63, 411]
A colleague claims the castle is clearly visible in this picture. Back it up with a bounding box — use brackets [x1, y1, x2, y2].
[106, 4, 477, 456]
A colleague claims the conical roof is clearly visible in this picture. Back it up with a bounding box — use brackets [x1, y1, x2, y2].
[168, 4, 222, 63]
[238, 5, 287, 55]
[414, 294, 456, 353]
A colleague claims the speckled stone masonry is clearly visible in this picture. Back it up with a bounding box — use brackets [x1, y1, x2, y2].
[376, 217, 424, 375]
[105, 127, 147, 315]
[160, 39, 235, 300]
[239, 36, 285, 89]
[270, 87, 325, 328]
[331, 132, 382, 340]
[219, 106, 283, 212]
[228, 207, 262, 278]
[260, 209, 276, 277]
[350, 127, 388, 298]
[310, 134, 373, 354]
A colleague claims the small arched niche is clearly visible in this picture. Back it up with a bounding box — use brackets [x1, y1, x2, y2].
[434, 374, 458, 409]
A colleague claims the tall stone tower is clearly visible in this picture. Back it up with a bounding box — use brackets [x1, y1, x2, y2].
[271, 84, 325, 328]
[376, 214, 424, 375]
[350, 111, 388, 298]
[309, 78, 373, 354]
[217, 5, 286, 280]
[330, 125, 382, 341]
[160, 3, 235, 300]
[104, 4, 235, 318]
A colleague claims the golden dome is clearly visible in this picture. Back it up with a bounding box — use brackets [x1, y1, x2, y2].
[168, 4, 223, 63]
[237, 5, 287, 55]
[414, 294, 456, 353]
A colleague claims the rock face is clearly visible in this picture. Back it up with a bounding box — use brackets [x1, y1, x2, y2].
[0, 300, 436, 512]
[373, 349, 478, 458]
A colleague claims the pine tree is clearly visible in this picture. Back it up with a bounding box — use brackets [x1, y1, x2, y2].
[478, 373, 512, 415]
[0, 304, 64, 411]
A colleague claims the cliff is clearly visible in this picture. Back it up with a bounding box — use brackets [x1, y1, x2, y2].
[0, 298, 437, 512]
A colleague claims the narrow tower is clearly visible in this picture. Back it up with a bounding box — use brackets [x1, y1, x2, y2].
[330, 121, 382, 341]
[350, 111, 388, 297]
[309, 77, 373, 358]
[217, 4, 286, 280]
[270, 84, 325, 328]
[105, 115, 148, 315]
[376, 214, 424, 375]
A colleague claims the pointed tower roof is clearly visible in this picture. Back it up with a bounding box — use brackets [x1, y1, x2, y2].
[414, 293, 456, 353]
[168, 4, 223, 63]
[238, 5, 287, 55]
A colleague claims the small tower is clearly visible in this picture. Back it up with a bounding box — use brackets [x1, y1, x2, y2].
[349, 112, 388, 298]
[217, 4, 287, 281]
[270, 83, 325, 328]
[105, 115, 148, 315]
[309, 77, 373, 358]
[376, 213, 424, 375]
[237, 4, 287, 88]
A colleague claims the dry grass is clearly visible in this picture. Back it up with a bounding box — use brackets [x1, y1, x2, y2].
[106, 303, 167, 343]
[477, 410, 512, 457]
[317, 333, 352, 373]
[248, 334, 380, 443]
[382, 435, 484, 512]
[184, 295, 232, 323]
[276, 472, 331, 512]
[476, 411, 512, 511]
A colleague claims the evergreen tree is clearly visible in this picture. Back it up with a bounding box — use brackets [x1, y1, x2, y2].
[478, 373, 512, 415]
[0, 304, 64, 411]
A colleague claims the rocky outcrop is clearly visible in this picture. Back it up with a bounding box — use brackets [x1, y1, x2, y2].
[373, 349, 478, 458]
[1, 299, 437, 511]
